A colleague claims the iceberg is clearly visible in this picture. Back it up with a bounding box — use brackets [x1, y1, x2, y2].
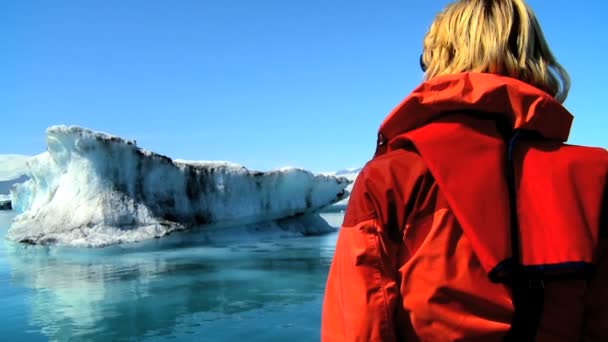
[6, 126, 349, 247]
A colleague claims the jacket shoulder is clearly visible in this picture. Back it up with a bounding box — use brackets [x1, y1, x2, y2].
[357, 148, 429, 193]
[343, 149, 430, 227]
[368, 148, 428, 172]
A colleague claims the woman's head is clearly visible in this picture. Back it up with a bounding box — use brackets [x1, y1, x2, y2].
[421, 0, 569, 103]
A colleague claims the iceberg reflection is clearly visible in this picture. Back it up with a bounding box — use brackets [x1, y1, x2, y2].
[3, 214, 341, 341]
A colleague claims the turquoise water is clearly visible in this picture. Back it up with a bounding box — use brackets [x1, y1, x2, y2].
[0, 212, 343, 341]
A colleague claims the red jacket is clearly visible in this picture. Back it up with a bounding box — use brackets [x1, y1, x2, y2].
[322, 73, 608, 341]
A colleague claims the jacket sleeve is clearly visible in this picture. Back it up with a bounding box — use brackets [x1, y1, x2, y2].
[321, 167, 401, 342]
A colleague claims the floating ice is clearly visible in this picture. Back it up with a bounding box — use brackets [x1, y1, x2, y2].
[6, 126, 349, 246]
[0, 194, 10, 211]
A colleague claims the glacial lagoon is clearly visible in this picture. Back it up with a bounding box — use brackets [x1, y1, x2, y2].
[0, 211, 344, 341]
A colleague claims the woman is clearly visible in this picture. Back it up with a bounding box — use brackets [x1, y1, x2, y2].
[321, 0, 608, 341]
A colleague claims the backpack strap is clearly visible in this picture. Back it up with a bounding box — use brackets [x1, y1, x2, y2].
[502, 130, 545, 341]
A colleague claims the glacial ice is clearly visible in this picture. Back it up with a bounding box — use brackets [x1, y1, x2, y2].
[6, 126, 349, 247]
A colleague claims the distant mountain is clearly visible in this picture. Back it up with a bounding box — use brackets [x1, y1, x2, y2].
[0, 176, 28, 194]
[333, 168, 362, 177]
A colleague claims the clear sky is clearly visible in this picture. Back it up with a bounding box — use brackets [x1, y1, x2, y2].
[2, 1, 607, 172]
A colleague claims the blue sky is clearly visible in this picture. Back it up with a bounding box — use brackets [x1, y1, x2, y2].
[2, 1, 607, 172]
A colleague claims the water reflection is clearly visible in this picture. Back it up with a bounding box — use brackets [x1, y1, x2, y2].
[2, 213, 343, 341]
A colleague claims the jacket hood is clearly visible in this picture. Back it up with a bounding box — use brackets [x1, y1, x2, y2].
[376, 72, 573, 153]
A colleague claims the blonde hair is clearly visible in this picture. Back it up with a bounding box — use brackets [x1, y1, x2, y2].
[421, 0, 570, 103]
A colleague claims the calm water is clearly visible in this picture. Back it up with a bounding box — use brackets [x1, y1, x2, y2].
[0, 211, 344, 341]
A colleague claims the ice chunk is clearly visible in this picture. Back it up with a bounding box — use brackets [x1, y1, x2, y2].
[320, 168, 360, 212]
[0, 194, 10, 210]
[7, 126, 349, 246]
